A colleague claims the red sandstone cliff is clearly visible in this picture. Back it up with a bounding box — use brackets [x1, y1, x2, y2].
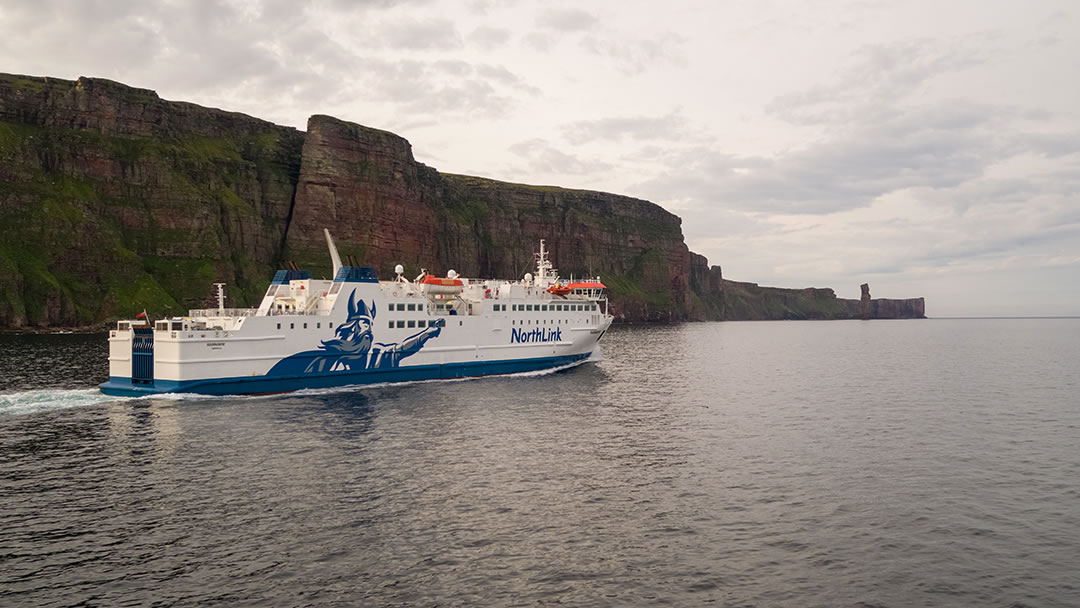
[284, 115, 694, 321]
[0, 72, 925, 327]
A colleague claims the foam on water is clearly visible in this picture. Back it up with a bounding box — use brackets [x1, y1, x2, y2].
[142, 357, 597, 401]
[0, 388, 126, 416]
[0, 358, 599, 413]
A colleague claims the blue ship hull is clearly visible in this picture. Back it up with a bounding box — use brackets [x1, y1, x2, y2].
[99, 353, 591, 397]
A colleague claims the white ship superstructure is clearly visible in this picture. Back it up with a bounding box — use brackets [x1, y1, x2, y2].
[100, 232, 612, 396]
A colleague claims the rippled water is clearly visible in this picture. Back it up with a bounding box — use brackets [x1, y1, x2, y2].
[2, 320, 1079, 607]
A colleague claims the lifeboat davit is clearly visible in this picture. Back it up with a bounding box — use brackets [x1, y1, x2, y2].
[420, 274, 465, 295]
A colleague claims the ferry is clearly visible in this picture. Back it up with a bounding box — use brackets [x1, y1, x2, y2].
[99, 232, 613, 396]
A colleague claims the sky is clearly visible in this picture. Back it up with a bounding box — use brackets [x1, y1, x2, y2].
[2, 0, 1078, 316]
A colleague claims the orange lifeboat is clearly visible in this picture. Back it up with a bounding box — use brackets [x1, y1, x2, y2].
[546, 284, 572, 296]
[566, 282, 606, 290]
[420, 274, 465, 295]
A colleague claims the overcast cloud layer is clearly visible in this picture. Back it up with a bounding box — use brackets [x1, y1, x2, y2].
[2, 0, 1077, 316]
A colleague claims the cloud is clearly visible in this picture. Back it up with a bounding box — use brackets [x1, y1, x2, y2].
[509, 138, 614, 175]
[562, 112, 698, 145]
[522, 32, 555, 52]
[535, 8, 598, 32]
[635, 100, 1080, 216]
[766, 39, 988, 126]
[578, 32, 686, 75]
[378, 18, 463, 50]
[360, 59, 536, 118]
[468, 26, 512, 49]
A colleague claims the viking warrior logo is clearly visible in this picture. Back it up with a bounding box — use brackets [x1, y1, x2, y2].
[268, 291, 442, 375]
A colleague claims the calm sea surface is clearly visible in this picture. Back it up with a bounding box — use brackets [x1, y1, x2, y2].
[1, 319, 1078, 607]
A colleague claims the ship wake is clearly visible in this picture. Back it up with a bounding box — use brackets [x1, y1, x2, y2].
[0, 388, 128, 416]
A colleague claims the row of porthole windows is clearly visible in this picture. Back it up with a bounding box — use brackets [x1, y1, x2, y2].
[389, 319, 438, 329]
[512, 303, 597, 312]
[276, 321, 330, 330]
[513, 319, 571, 325]
[277, 322, 333, 330]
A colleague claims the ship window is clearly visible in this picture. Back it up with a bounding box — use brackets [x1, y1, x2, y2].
[290, 323, 294, 329]
[408, 320, 416, 328]
[397, 303, 406, 311]
[277, 323, 281, 330]
[317, 323, 320, 328]
[459, 321, 463, 326]
[542, 305, 547, 311]
[329, 322, 334, 328]
[396, 320, 405, 328]
[407, 303, 415, 311]
[526, 304, 533, 311]
[303, 323, 307, 329]
[389, 322, 394, 329]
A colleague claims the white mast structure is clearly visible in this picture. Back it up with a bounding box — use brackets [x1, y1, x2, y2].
[535, 239, 558, 287]
[214, 283, 226, 315]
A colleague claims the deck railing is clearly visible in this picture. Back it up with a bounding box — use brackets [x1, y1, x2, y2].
[187, 308, 259, 318]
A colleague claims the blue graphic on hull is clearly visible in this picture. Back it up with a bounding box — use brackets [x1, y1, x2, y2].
[266, 291, 442, 376]
[99, 353, 592, 396]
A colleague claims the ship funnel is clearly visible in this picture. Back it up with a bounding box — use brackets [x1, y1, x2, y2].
[324, 229, 343, 277]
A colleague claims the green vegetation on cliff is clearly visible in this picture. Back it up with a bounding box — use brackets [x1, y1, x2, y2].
[0, 73, 924, 328]
[0, 74, 304, 327]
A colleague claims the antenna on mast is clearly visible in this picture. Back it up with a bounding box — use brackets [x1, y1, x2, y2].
[535, 239, 557, 284]
[214, 283, 226, 315]
[324, 229, 343, 277]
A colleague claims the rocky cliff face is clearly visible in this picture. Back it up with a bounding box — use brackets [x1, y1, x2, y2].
[283, 115, 694, 321]
[0, 73, 302, 327]
[0, 73, 924, 328]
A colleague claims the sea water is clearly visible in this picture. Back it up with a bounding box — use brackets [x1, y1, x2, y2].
[1, 320, 1078, 607]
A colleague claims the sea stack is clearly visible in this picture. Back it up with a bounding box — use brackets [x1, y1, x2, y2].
[860, 283, 871, 320]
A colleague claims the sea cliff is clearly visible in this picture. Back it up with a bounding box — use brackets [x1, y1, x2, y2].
[0, 73, 925, 328]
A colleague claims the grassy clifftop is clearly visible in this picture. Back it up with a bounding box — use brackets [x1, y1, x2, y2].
[0, 74, 303, 327]
[0, 73, 924, 328]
